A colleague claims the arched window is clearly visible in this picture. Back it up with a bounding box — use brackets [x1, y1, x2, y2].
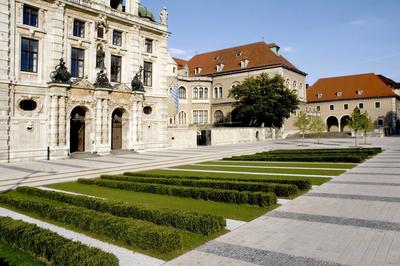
[204, 88, 208, 99]
[293, 81, 297, 90]
[214, 87, 218, 99]
[219, 87, 223, 98]
[286, 79, 290, 88]
[214, 110, 224, 123]
[198, 87, 204, 99]
[178, 111, 187, 125]
[193, 87, 198, 99]
[179, 87, 186, 99]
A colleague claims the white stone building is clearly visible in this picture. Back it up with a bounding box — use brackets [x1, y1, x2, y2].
[0, 0, 171, 162]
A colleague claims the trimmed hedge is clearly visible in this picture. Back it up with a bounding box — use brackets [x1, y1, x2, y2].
[267, 147, 382, 155]
[0, 194, 182, 253]
[0, 241, 44, 266]
[0, 216, 117, 266]
[226, 154, 366, 163]
[78, 178, 277, 207]
[101, 175, 298, 197]
[124, 173, 312, 190]
[224, 147, 382, 163]
[16, 187, 225, 236]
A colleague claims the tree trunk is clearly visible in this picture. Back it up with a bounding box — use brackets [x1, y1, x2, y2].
[354, 130, 358, 147]
[364, 131, 367, 145]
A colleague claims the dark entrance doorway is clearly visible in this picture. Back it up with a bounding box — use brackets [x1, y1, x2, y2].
[111, 109, 123, 150]
[70, 106, 86, 153]
[197, 130, 211, 146]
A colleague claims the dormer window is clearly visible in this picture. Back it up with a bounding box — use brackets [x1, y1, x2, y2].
[357, 89, 364, 95]
[194, 67, 202, 75]
[240, 59, 249, 68]
[213, 56, 219, 61]
[317, 93, 323, 98]
[336, 91, 342, 97]
[216, 63, 224, 72]
[236, 51, 242, 57]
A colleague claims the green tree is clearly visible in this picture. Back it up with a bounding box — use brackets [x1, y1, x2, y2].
[348, 107, 364, 147]
[229, 73, 299, 127]
[360, 111, 374, 145]
[309, 116, 325, 144]
[294, 111, 310, 146]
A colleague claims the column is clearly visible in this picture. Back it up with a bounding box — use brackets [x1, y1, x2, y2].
[137, 101, 143, 144]
[95, 99, 102, 146]
[49, 95, 59, 147]
[58, 96, 66, 146]
[101, 99, 108, 144]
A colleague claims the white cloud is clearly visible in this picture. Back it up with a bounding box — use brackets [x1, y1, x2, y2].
[169, 48, 194, 60]
[349, 17, 385, 27]
[350, 18, 369, 26]
[282, 46, 295, 53]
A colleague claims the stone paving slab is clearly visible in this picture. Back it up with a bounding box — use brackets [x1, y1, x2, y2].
[167, 137, 400, 266]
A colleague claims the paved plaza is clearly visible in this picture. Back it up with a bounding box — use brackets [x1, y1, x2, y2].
[166, 137, 400, 266]
[1, 137, 399, 265]
[0, 138, 356, 190]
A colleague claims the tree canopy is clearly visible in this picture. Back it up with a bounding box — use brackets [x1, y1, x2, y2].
[229, 73, 299, 127]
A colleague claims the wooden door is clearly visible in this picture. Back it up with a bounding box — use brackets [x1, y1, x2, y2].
[112, 114, 122, 150]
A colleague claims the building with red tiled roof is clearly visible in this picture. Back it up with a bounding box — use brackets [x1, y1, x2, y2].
[306, 73, 400, 134]
[167, 41, 306, 134]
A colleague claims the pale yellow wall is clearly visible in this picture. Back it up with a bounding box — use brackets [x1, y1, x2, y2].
[307, 97, 399, 132]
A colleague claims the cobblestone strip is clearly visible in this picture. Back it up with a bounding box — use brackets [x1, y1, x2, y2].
[267, 211, 400, 232]
[330, 181, 400, 186]
[197, 241, 344, 266]
[305, 192, 400, 203]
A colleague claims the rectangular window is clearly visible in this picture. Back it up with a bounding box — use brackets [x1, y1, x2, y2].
[73, 19, 85, 38]
[375, 102, 381, 108]
[193, 111, 198, 124]
[23, 5, 38, 27]
[111, 55, 122, 82]
[113, 30, 122, 46]
[20, 37, 38, 72]
[359, 103, 364, 109]
[344, 104, 349, 110]
[316, 106, 320, 112]
[145, 38, 153, 53]
[143, 61, 152, 86]
[378, 119, 384, 126]
[71, 47, 84, 78]
[97, 27, 104, 39]
[330, 105, 334, 111]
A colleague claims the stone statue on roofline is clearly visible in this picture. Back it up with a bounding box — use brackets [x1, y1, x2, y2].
[160, 7, 168, 25]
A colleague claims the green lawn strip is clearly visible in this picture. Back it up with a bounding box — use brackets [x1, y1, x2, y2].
[171, 165, 344, 176]
[17, 186, 225, 236]
[0, 191, 225, 261]
[137, 169, 330, 186]
[46, 182, 272, 221]
[0, 241, 44, 266]
[101, 175, 298, 197]
[200, 161, 357, 169]
[79, 178, 276, 207]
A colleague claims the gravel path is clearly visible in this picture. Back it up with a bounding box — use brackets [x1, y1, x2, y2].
[0, 208, 164, 266]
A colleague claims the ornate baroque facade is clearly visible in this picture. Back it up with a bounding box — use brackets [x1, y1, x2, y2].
[0, 0, 170, 162]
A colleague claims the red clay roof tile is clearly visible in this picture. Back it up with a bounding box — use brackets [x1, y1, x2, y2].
[307, 73, 396, 103]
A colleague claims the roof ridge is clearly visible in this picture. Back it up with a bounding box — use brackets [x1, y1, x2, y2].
[315, 72, 376, 81]
[189, 41, 268, 59]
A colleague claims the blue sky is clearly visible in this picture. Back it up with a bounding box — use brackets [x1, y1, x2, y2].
[143, 0, 400, 84]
